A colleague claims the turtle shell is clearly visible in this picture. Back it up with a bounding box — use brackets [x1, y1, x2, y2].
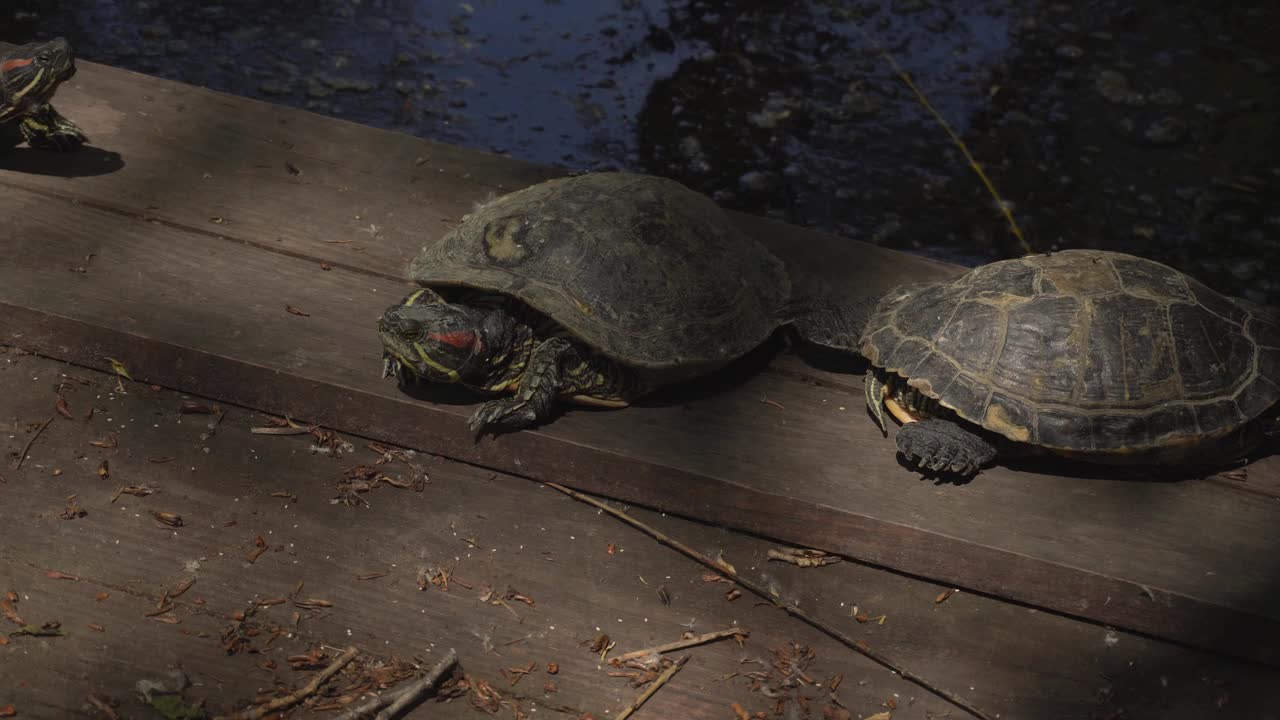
[861, 249, 1280, 455]
[408, 173, 791, 377]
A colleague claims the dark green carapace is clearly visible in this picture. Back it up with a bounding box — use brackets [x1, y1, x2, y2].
[861, 250, 1280, 475]
[378, 172, 863, 435]
[1, 37, 87, 152]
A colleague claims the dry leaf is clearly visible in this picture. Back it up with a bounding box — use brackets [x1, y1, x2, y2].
[865, 713, 892, 720]
[285, 305, 310, 317]
[55, 396, 73, 419]
[97, 460, 109, 479]
[320, 261, 332, 271]
[89, 433, 117, 448]
[95, 592, 109, 602]
[105, 358, 133, 380]
[179, 400, 217, 414]
[151, 511, 184, 527]
[935, 588, 958, 605]
[88, 623, 105, 632]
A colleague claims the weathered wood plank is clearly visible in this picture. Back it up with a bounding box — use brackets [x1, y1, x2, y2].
[1, 351, 953, 719]
[5, 351, 1276, 720]
[3, 56, 1280, 667]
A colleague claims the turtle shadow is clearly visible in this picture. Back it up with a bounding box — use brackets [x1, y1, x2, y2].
[0, 145, 125, 177]
[631, 334, 787, 408]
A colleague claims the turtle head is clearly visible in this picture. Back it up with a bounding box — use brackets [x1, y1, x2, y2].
[1, 38, 76, 108]
[378, 289, 491, 386]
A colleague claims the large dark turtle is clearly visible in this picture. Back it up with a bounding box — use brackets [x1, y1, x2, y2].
[0, 37, 86, 152]
[378, 172, 856, 433]
[860, 249, 1280, 475]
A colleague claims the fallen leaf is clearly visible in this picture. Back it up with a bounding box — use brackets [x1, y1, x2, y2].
[95, 592, 109, 602]
[0, 704, 14, 717]
[97, 460, 109, 479]
[151, 511, 184, 528]
[179, 401, 217, 415]
[865, 713, 892, 720]
[320, 261, 332, 271]
[285, 305, 310, 317]
[46, 570, 79, 581]
[88, 623, 105, 632]
[89, 433, 118, 449]
[105, 358, 133, 380]
[55, 396, 74, 419]
[935, 588, 958, 605]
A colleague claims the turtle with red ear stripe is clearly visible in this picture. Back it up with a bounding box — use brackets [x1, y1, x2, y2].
[0, 37, 87, 152]
[377, 172, 870, 435]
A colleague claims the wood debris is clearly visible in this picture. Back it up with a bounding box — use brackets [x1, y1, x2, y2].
[935, 588, 959, 605]
[767, 547, 841, 568]
[613, 628, 747, 664]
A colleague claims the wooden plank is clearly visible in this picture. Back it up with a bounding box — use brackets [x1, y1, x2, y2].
[0, 350, 954, 719]
[5, 351, 1276, 720]
[3, 56, 1280, 667]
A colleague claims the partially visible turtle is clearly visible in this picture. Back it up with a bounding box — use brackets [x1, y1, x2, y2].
[860, 249, 1280, 475]
[0, 37, 87, 152]
[378, 172, 857, 434]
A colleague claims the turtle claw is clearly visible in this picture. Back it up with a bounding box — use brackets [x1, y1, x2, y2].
[895, 418, 996, 478]
[468, 398, 540, 436]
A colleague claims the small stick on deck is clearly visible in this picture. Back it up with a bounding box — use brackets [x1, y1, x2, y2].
[12, 414, 54, 470]
[216, 646, 358, 720]
[329, 648, 458, 720]
[613, 628, 745, 664]
[615, 654, 689, 720]
[543, 482, 993, 720]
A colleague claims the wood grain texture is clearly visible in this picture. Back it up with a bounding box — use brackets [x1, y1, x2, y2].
[2, 53, 1279, 668]
[0, 351, 953, 719]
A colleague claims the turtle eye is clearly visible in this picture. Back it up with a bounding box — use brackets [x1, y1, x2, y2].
[397, 318, 423, 340]
[35, 52, 51, 65]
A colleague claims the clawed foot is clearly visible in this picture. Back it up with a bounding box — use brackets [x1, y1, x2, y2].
[468, 398, 541, 435]
[21, 117, 87, 152]
[896, 419, 997, 477]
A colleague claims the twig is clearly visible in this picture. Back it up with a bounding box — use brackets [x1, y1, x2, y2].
[332, 648, 458, 720]
[543, 482, 993, 720]
[87, 694, 121, 720]
[615, 655, 689, 720]
[12, 415, 54, 470]
[376, 648, 459, 719]
[215, 646, 358, 720]
[614, 628, 745, 664]
[847, 23, 1029, 255]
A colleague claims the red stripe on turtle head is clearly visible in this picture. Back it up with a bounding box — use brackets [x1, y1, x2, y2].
[429, 330, 477, 349]
[1, 58, 35, 72]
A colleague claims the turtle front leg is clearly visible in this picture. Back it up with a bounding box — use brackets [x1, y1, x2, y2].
[864, 370, 889, 437]
[895, 418, 997, 476]
[20, 103, 87, 151]
[469, 336, 620, 435]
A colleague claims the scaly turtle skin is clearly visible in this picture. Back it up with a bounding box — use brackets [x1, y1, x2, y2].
[378, 172, 859, 434]
[860, 249, 1280, 475]
[0, 37, 87, 152]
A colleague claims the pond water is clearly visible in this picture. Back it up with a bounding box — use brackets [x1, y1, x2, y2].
[4, 0, 1278, 301]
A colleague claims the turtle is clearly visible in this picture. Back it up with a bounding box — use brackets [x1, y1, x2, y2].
[858, 249, 1280, 475]
[0, 37, 87, 152]
[377, 172, 858, 434]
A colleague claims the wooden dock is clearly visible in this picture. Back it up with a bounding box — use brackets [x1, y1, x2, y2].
[2, 50, 1278, 718]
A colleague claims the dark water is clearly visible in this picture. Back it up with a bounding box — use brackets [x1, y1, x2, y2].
[4, 0, 1278, 302]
